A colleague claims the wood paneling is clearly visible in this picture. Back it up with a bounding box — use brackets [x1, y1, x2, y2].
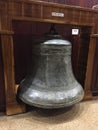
[1, 34, 26, 115]
[0, 37, 5, 112]
[91, 37, 98, 95]
[77, 27, 91, 86]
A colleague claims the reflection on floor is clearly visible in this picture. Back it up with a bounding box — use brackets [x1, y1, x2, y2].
[0, 99, 98, 130]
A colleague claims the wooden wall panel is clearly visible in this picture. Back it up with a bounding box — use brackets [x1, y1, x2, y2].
[91, 38, 98, 95]
[0, 37, 5, 112]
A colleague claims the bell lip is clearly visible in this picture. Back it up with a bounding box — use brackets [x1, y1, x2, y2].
[18, 87, 84, 109]
[18, 93, 84, 109]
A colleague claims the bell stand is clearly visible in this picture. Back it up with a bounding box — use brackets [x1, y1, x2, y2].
[0, 0, 98, 115]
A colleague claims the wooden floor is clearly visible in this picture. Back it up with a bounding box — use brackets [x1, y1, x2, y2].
[0, 99, 98, 130]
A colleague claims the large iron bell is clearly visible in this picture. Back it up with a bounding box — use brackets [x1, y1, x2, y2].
[17, 34, 84, 108]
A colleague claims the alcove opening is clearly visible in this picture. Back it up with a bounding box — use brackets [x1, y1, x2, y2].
[12, 21, 92, 89]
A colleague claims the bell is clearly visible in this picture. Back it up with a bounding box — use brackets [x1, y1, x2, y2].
[17, 30, 84, 108]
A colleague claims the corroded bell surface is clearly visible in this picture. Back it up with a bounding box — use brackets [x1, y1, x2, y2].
[17, 35, 84, 108]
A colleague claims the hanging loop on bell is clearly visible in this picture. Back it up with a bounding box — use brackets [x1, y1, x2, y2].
[49, 24, 58, 35]
[44, 24, 58, 35]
